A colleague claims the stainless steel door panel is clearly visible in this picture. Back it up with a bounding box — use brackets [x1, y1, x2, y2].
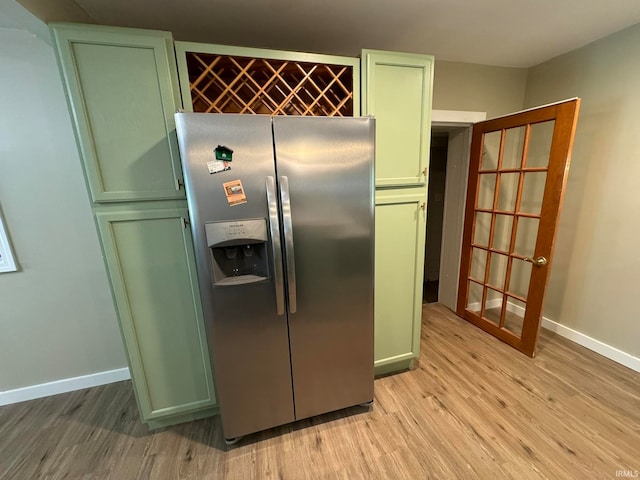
[273, 116, 375, 420]
[176, 114, 274, 225]
[175, 113, 294, 438]
[210, 284, 294, 437]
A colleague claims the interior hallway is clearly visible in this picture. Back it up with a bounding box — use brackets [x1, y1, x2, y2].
[1, 303, 638, 479]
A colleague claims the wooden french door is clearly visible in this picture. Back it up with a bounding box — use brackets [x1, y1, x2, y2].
[457, 99, 581, 357]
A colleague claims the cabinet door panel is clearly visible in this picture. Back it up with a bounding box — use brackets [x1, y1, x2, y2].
[362, 50, 434, 187]
[97, 208, 216, 420]
[52, 25, 184, 202]
[374, 191, 427, 370]
[372, 65, 423, 181]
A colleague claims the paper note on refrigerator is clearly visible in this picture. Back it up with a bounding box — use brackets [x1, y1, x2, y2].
[207, 160, 231, 174]
[223, 179, 247, 206]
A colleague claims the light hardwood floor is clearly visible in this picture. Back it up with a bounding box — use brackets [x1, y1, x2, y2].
[1, 303, 639, 479]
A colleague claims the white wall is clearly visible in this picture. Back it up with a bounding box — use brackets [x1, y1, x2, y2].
[433, 60, 528, 119]
[0, 25, 127, 392]
[523, 23, 640, 358]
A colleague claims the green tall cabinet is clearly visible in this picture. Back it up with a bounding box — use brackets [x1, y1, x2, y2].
[51, 23, 217, 428]
[362, 50, 434, 374]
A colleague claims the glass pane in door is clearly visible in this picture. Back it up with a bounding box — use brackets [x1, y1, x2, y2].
[477, 174, 496, 209]
[497, 173, 520, 212]
[525, 121, 555, 168]
[467, 281, 484, 313]
[503, 297, 526, 336]
[483, 288, 503, 326]
[470, 248, 487, 282]
[488, 253, 508, 290]
[508, 258, 532, 298]
[492, 214, 513, 253]
[520, 172, 547, 215]
[514, 217, 539, 258]
[481, 131, 501, 170]
[502, 126, 526, 169]
[473, 212, 492, 246]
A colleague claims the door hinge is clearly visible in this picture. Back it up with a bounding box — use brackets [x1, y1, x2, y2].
[182, 217, 190, 229]
[421, 202, 426, 211]
[176, 177, 184, 190]
[421, 167, 428, 176]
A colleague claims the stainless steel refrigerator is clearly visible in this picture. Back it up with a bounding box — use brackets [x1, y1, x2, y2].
[175, 113, 375, 441]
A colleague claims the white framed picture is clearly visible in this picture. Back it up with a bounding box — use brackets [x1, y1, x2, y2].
[0, 213, 17, 273]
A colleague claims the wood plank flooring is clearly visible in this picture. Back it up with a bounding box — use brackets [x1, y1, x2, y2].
[1, 303, 639, 479]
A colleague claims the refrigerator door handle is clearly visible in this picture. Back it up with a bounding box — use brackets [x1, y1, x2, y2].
[266, 176, 286, 315]
[279, 176, 297, 313]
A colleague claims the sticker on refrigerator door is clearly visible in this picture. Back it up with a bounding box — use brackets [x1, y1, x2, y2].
[207, 160, 231, 174]
[208, 145, 234, 174]
[222, 180, 247, 206]
[215, 145, 233, 161]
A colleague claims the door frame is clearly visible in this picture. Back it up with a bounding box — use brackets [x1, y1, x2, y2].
[430, 110, 486, 310]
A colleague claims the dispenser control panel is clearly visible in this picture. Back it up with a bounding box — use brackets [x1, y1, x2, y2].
[205, 219, 267, 247]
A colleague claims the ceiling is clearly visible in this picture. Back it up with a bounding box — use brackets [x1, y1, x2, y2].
[15, 0, 640, 67]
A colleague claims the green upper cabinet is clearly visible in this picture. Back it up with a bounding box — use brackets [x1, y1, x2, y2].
[96, 206, 217, 424]
[361, 50, 434, 187]
[51, 24, 185, 203]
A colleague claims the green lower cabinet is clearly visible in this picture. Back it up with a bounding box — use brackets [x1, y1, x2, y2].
[374, 188, 427, 375]
[96, 206, 217, 427]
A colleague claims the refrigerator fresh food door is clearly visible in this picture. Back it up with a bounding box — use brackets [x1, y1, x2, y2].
[175, 113, 295, 439]
[273, 116, 375, 420]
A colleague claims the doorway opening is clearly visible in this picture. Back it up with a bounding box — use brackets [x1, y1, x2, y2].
[423, 110, 486, 309]
[423, 132, 448, 303]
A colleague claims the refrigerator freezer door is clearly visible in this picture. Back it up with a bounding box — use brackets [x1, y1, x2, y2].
[175, 113, 295, 438]
[273, 116, 375, 420]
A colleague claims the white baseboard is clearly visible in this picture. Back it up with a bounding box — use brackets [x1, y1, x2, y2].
[0, 367, 131, 406]
[466, 298, 502, 312]
[505, 301, 640, 373]
[4, 301, 640, 408]
[504, 301, 525, 317]
[463, 299, 640, 373]
[539, 317, 640, 373]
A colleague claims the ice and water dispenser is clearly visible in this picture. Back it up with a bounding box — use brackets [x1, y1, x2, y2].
[205, 219, 269, 285]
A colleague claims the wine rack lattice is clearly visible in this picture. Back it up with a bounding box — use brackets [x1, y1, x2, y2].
[186, 53, 354, 116]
